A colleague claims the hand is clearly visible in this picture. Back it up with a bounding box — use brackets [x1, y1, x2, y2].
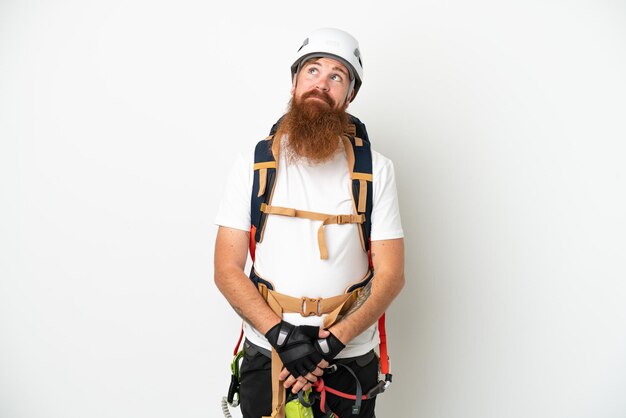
[314, 330, 346, 362]
[265, 321, 324, 378]
[280, 328, 330, 393]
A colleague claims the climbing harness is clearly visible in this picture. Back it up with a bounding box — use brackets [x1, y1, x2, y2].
[221, 340, 385, 418]
[312, 362, 366, 417]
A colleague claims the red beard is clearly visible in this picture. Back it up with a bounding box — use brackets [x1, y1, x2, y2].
[277, 90, 349, 164]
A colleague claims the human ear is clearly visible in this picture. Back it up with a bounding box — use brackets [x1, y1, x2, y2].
[290, 75, 297, 95]
[343, 91, 355, 109]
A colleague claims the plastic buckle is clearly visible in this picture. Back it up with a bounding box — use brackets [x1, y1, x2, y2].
[365, 380, 387, 398]
[301, 297, 321, 316]
[336, 215, 351, 224]
[383, 373, 393, 390]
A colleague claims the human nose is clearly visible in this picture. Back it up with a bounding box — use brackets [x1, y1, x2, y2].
[315, 77, 330, 91]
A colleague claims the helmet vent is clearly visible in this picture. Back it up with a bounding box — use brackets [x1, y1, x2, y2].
[297, 38, 309, 52]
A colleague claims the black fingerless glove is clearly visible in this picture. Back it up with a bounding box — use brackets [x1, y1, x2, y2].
[314, 331, 346, 362]
[265, 321, 324, 378]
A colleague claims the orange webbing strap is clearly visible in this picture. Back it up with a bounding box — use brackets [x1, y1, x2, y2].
[318, 214, 366, 260]
[271, 135, 281, 160]
[254, 161, 278, 197]
[266, 288, 360, 329]
[378, 313, 390, 375]
[260, 203, 365, 260]
[252, 135, 280, 246]
[347, 135, 371, 214]
[342, 136, 356, 175]
[266, 349, 286, 418]
[352, 172, 373, 213]
[249, 226, 257, 261]
[341, 136, 373, 253]
[346, 123, 357, 137]
[233, 325, 245, 356]
[263, 286, 287, 418]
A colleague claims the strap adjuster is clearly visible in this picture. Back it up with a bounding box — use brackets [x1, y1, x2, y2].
[337, 214, 365, 224]
[301, 297, 321, 316]
[336, 215, 352, 224]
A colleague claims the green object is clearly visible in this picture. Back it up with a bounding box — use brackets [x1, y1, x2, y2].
[226, 351, 244, 406]
[231, 350, 244, 377]
[285, 390, 314, 418]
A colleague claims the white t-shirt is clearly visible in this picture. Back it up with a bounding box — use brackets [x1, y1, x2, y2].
[215, 136, 403, 358]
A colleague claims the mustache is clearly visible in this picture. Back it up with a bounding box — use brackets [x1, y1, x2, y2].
[301, 90, 335, 107]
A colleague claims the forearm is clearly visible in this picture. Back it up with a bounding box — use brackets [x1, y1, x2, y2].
[328, 238, 405, 344]
[214, 227, 281, 335]
[329, 271, 404, 343]
[215, 266, 281, 335]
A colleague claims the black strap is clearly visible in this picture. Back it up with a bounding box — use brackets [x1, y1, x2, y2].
[251, 137, 276, 243]
[331, 363, 363, 415]
[346, 135, 373, 252]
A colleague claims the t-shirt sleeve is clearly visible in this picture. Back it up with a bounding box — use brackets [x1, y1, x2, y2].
[370, 151, 404, 241]
[214, 152, 253, 231]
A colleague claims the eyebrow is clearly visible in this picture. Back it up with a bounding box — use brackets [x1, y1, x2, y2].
[332, 65, 349, 78]
[307, 60, 350, 78]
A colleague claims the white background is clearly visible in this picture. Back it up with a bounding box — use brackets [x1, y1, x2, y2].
[1, 1, 625, 417]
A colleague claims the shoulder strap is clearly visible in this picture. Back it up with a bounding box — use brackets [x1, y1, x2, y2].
[342, 135, 374, 256]
[346, 114, 373, 255]
[345, 113, 371, 144]
[250, 136, 278, 260]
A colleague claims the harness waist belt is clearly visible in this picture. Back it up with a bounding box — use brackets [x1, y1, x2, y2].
[258, 283, 360, 329]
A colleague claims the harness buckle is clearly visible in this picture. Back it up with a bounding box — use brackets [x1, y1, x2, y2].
[365, 380, 388, 398]
[301, 297, 321, 317]
[336, 215, 351, 224]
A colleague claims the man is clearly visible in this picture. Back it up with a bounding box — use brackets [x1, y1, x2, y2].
[214, 28, 404, 418]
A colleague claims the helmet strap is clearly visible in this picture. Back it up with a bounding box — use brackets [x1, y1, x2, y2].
[346, 78, 356, 104]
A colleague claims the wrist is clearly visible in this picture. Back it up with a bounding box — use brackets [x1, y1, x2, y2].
[264, 320, 293, 349]
[315, 330, 346, 361]
[264, 322, 323, 378]
[326, 326, 346, 343]
[260, 318, 282, 336]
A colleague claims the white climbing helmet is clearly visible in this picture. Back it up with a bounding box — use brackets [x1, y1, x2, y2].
[291, 28, 364, 101]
